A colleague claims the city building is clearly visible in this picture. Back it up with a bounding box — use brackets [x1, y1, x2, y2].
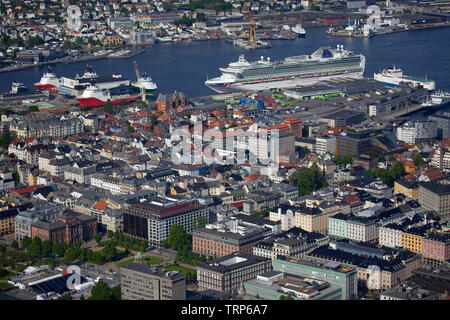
[243, 271, 342, 300]
[419, 180, 450, 218]
[120, 262, 186, 300]
[272, 257, 358, 300]
[396, 121, 437, 144]
[395, 178, 419, 199]
[123, 196, 209, 245]
[31, 210, 97, 243]
[192, 217, 268, 258]
[196, 252, 272, 295]
[315, 136, 336, 155]
[422, 233, 450, 266]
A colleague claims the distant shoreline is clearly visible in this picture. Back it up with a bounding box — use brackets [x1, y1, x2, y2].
[0, 22, 449, 75]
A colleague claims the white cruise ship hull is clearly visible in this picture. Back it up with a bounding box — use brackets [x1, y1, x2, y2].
[206, 72, 364, 93]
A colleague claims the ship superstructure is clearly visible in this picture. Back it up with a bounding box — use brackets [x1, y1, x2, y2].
[205, 45, 365, 93]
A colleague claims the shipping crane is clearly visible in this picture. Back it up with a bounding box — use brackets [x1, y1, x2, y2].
[133, 61, 146, 103]
[248, 17, 257, 47]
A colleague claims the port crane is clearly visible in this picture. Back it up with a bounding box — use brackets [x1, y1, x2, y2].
[248, 17, 257, 47]
[133, 60, 146, 103]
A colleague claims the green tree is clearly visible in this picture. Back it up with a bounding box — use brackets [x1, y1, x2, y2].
[42, 240, 53, 256]
[0, 130, 17, 148]
[279, 295, 294, 300]
[11, 240, 19, 250]
[21, 236, 32, 249]
[30, 237, 42, 256]
[111, 285, 121, 300]
[80, 294, 85, 300]
[193, 216, 209, 230]
[89, 281, 112, 300]
[296, 165, 327, 196]
[64, 247, 76, 263]
[52, 242, 65, 258]
[107, 230, 113, 239]
[0, 244, 6, 254]
[12, 171, 19, 183]
[94, 234, 102, 245]
[333, 153, 354, 166]
[167, 225, 190, 251]
[413, 153, 426, 166]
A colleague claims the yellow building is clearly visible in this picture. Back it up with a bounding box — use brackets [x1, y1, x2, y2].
[394, 178, 419, 199]
[401, 232, 423, 254]
[295, 204, 340, 234]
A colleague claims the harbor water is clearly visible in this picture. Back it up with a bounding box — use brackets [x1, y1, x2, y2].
[0, 26, 449, 98]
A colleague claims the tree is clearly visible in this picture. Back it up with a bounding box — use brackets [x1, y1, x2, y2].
[42, 240, 53, 256]
[111, 285, 121, 300]
[21, 236, 32, 249]
[64, 247, 76, 263]
[30, 237, 42, 256]
[167, 224, 190, 251]
[333, 153, 354, 166]
[279, 295, 294, 300]
[94, 234, 102, 245]
[80, 294, 85, 300]
[107, 230, 113, 239]
[296, 165, 327, 196]
[413, 153, 426, 166]
[52, 242, 65, 258]
[11, 240, 19, 250]
[0, 130, 17, 148]
[0, 244, 6, 254]
[57, 295, 73, 300]
[193, 216, 209, 230]
[28, 105, 39, 112]
[89, 281, 112, 300]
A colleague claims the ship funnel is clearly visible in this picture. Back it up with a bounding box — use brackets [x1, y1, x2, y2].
[261, 56, 264, 61]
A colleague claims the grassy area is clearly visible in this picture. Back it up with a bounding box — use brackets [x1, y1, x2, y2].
[0, 271, 15, 281]
[164, 264, 195, 277]
[145, 256, 163, 265]
[0, 282, 13, 290]
[116, 258, 134, 268]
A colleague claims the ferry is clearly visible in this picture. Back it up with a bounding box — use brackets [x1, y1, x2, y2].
[77, 85, 138, 108]
[373, 66, 435, 91]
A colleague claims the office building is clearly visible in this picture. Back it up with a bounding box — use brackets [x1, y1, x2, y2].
[120, 263, 186, 300]
[196, 252, 272, 295]
[123, 196, 209, 245]
[272, 257, 358, 300]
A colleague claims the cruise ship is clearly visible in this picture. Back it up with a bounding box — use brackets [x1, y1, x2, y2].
[373, 66, 435, 91]
[205, 45, 366, 93]
[77, 85, 138, 108]
[34, 67, 61, 92]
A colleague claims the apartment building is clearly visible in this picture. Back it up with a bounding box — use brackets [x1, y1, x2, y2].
[120, 263, 186, 300]
[294, 203, 340, 234]
[419, 180, 450, 218]
[10, 118, 83, 139]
